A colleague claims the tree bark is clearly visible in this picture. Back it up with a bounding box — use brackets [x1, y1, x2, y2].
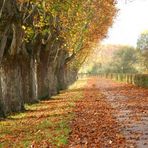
[29, 56, 39, 103]
[0, 57, 24, 115]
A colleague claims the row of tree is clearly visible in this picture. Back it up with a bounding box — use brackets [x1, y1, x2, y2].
[0, 0, 116, 117]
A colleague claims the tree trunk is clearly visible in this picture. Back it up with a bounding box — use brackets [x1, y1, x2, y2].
[0, 76, 6, 117]
[0, 57, 24, 116]
[20, 55, 31, 104]
[0, 25, 10, 63]
[29, 56, 39, 103]
[37, 51, 49, 100]
[48, 66, 58, 97]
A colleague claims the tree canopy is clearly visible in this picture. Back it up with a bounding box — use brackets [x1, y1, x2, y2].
[137, 31, 148, 72]
[0, 0, 117, 117]
[137, 30, 148, 52]
[0, 0, 117, 67]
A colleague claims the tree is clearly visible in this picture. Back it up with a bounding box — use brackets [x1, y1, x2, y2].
[137, 31, 148, 73]
[137, 31, 148, 52]
[0, 0, 117, 117]
[110, 46, 137, 73]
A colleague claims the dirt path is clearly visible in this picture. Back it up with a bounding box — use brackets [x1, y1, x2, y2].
[68, 77, 126, 147]
[68, 77, 148, 148]
[96, 77, 148, 148]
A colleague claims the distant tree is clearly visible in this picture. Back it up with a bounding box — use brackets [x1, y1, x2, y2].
[109, 46, 137, 73]
[137, 31, 148, 73]
[90, 63, 102, 74]
[137, 31, 148, 52]
[88, 45, 138, 74]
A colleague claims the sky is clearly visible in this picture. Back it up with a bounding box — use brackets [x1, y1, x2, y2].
[103, 0, 148, 47]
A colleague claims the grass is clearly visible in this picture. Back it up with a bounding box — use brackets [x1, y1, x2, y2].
[0, 79, 86, 148]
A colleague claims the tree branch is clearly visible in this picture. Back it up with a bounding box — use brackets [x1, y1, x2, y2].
[0, 0, 6, 18]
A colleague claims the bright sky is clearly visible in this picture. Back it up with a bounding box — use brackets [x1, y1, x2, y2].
[103, 0, 148, 47]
